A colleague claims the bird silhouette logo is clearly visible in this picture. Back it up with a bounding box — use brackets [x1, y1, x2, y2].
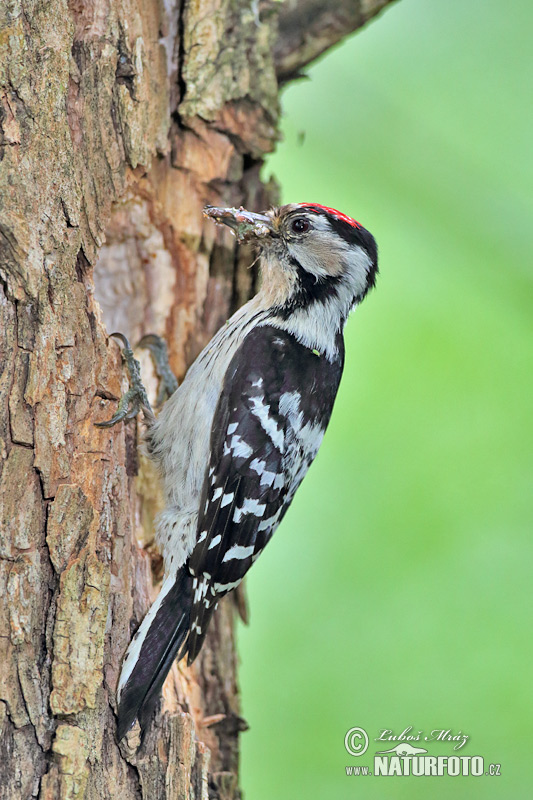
[376, 743, 428, 756]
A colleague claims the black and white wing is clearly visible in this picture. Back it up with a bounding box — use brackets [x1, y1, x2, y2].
[185, 324, 344, 663]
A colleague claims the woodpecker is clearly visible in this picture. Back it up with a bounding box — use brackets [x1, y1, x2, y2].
[105, 203, 378, 738]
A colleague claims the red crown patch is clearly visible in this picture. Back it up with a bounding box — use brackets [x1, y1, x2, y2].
[298, 203, 361, 229]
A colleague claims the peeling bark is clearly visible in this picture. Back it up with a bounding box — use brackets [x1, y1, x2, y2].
[0, 0, 396, 797]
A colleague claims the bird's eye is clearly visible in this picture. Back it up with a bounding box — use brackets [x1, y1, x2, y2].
[291, 218, 310, 234]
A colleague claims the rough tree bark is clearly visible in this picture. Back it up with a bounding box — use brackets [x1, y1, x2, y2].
[0, 0, 395, 797]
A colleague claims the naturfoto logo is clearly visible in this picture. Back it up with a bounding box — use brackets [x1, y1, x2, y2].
[343, 726, 501, 779]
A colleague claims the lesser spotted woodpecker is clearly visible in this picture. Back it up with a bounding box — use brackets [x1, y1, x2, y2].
[107, 203, 378, 738]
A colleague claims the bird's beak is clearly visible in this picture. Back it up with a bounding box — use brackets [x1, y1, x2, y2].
[203, 205, 273, 242]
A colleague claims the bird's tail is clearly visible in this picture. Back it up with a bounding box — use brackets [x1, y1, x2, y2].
[116, 566, 193, 739]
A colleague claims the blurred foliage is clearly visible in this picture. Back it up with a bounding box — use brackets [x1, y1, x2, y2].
[239, 0, 532, 797]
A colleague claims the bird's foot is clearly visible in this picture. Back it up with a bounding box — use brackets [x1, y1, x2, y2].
[137, 333, 178, 407]
[95, 333, 155, 428]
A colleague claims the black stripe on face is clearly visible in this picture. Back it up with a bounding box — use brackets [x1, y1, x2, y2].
[273, 256, 343, 319]
[326, 214, 379, 289]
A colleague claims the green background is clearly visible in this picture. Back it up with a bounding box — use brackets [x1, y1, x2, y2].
[239, 0, 532, 797]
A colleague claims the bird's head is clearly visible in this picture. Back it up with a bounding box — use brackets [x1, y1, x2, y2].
[204, 203, 378, 325]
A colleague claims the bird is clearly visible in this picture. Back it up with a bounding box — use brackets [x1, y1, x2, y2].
[101, 202, 378, 739]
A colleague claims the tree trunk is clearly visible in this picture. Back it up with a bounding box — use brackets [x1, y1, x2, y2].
[0, 0, 395, 797]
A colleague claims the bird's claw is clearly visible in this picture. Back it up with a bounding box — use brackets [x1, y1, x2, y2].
[136, 333, 178, 407]
[95, 333, 155, 428]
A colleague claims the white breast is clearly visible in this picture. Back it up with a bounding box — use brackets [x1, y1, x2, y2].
[148, 300, 269, 570]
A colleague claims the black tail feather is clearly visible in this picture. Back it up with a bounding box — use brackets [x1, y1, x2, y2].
[117, 567, 193, 739]
[186, 603, 217, 666]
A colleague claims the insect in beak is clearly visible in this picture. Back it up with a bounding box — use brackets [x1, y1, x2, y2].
[203, 205, 273, 242]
